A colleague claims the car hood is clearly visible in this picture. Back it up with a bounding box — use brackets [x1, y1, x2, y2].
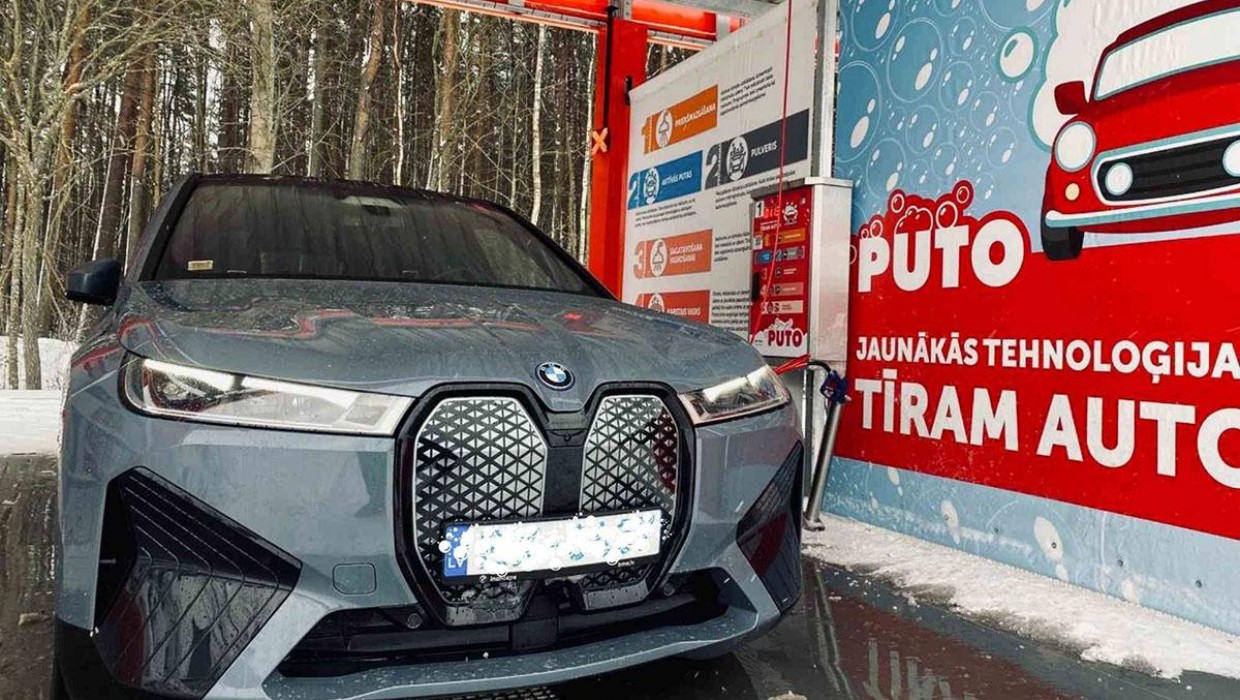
[115, 279, 763, 412]
[1083, 61, 1240, 153]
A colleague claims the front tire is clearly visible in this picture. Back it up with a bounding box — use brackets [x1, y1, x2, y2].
[50, 630, 71, 700]
[1041, 221, 1083, 260]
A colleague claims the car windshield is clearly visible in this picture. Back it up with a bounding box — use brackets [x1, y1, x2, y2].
[151, 180, 597, 295]
[1094, 7, 1240, 100]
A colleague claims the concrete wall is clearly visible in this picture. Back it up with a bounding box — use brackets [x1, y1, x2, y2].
[0, 455, 56, 699]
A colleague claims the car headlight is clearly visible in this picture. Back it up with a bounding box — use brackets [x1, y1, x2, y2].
[678, 365, 791, 425]
[122, 356, 413, 435]
[1054, 122, 1095, 172]
[1103, 162, 1133, 196]
[1224, 140, 1240, 178]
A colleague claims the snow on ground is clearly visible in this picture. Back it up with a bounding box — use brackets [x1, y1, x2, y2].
[804, 514, 1240, 681]
[0, 336, 77, 390]
[0, 390, 62, 455]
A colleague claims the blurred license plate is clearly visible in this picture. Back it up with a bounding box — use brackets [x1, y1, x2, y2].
[441, 510, 662, 580]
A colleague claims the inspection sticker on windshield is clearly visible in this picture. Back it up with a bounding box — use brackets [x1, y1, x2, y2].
[187, 259, 214, 272]
[440, 510, 662, 581]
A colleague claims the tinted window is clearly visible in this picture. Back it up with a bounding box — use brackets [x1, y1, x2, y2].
[152, 181, 596, 295]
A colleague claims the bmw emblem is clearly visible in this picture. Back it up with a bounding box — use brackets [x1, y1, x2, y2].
[536, 362, 574, 390]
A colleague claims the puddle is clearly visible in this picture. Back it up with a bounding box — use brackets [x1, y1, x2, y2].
[486, 560, 1240, 700]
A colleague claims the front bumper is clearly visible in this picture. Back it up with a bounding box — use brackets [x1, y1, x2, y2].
[58, 373, 803, 699]
[1045, 189, 1240, 229]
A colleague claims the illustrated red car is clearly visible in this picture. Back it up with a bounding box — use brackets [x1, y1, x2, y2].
[1040, 0, 1240, 260]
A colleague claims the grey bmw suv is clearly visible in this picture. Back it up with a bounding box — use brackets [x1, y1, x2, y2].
[55, 175, 804, 699]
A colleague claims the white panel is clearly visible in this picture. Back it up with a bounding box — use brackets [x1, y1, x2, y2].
[622, 0, 818, 338]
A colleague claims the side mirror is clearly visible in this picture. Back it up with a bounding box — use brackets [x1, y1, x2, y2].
[1054, 81, 1088, 116]
[66, 258, 123, 306]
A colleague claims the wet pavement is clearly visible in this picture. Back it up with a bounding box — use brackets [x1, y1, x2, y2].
[484, 559, 1240, 700]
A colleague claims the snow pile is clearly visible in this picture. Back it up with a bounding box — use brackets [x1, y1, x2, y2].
[0, 390, 62, 455]
[804, 515, 1240, 680]
[0, 336, 78, 390]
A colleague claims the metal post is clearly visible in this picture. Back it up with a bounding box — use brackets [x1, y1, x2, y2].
[809, 0, 839, 178]
[804, 365, 846, 531]
[586, 15, 647, 295]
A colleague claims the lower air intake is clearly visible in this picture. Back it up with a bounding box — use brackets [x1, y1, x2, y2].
[737, 445, 803, 612]
[93, 468, 300, 698]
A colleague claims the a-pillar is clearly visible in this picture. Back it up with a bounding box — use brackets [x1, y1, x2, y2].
[587, 14, 647, 297]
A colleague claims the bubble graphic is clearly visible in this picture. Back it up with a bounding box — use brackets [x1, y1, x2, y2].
[876, 10, 892, 41]
[888, 20, 943, 102]
[850, 118, 871, 149]
[1055, 564, 1070, 582]
[931, 143, 959, 178]
[941, 500, 962, 544]
[1121, 579, 1141, 604]
[998, 29, 1037, 82]
[838, 62, 882, 161]
[970, 92, 1001, 130]
[1009, 76, 1032, 124]
[986, 127, 1018, 166]
[915, 60, 935, 91]
[885, 104, 908, 133]
[981, 0, 1051, 28]
[887, 467, 901, 486]
[938, 61, 976, 111]
[933, 0, 963, 16]
[907, 105, 939, 153]
[908, 160, 932, 188]
[851, 97, 878, 149]
[1034, 516, 1064, 562]
[973, 172, 996, 201]
[950, 17, 976, 53]
[851, 0, 900, 51]
[867, 138, 907, 199]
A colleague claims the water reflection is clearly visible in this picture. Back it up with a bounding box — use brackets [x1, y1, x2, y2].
[528, 560, 1239, 700]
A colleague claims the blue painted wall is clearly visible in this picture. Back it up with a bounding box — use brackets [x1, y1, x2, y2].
[824, 458, 1240, 635]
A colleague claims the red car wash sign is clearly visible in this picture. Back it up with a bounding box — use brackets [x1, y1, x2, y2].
[836, 180, 1240, 539]
[832, 0, 1240, 541]
[750, 186, 813, 356]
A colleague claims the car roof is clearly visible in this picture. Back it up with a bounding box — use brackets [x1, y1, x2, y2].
[1112, 0, 1235, 49]
[187, 173, 479, 206]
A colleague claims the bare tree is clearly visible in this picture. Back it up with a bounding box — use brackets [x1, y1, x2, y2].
[126, 45, 158, 261]
[0, 0, 621, 379]
[428, 8, 458, 190]
[347, 0, 387, 179]
[530, 24, 546, 228]
[246, 0, 277, 173]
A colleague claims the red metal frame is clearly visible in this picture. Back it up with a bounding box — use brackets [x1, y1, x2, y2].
[409, 0, 737, 46]
[587, 17, 649, 296]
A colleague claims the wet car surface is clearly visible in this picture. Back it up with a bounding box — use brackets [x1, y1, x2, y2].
[465, 559, 1240, 700]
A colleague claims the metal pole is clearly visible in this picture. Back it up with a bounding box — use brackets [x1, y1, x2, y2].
[809, 0, 839, 178]
[804, 378, 844, 531]
[801, 367, 815, 495]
